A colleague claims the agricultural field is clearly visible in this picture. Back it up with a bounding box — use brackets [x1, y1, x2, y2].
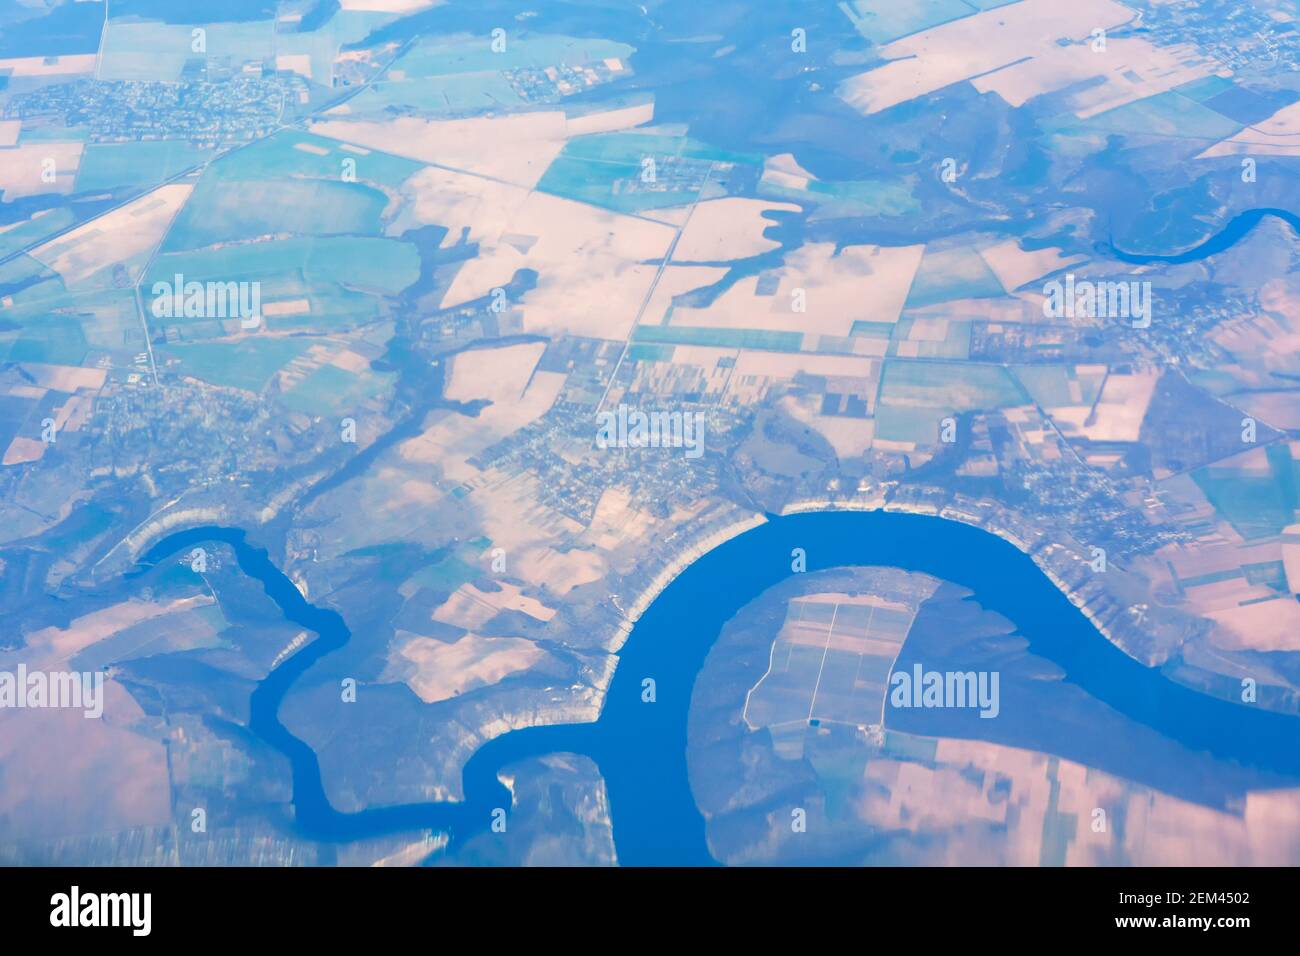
[537, 131, 760, 213]
[98, 20, 277, 83]
[338, 32, 634, 118]
[75, 141, 220, 192]
[160, 336, 324, 393]
[4, 0, 1300, 879]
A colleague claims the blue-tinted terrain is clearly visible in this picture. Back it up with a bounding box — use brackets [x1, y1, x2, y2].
[1, 0, 1299, 867]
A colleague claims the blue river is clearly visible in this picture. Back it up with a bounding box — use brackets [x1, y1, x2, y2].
[140, 510, 1300, 866]
[1109, 207, 1300, 264]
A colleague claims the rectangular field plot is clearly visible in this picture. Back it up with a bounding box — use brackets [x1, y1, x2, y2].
[839, 0, 974, 46]
[743, 593, 919, 732]
[162, 178, 390, 251]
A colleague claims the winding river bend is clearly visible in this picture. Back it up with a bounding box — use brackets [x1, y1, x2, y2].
[141, 511, 1300, 866]
[1109, 207, 1300, 264]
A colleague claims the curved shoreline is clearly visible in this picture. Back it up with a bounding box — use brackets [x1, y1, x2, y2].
[137, 508, 1300, 866]
[1109, 207, 1300, 265]
[136, 526, 510, 847]
[782, 497, 1128, 666]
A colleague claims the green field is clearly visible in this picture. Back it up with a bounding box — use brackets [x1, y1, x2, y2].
[16, 125, 90, 144]
[341, 31, 635, 117]
[633, 324, 802, 352]
[1173, 75, 1237, 104]
[67, 289, 142, 353]
[850, 320, 897, 338]
[881, 730, 938, 764]
[2, 315, 88, 365]
[1191, 443, 1300, 541]
[0, 208, 75, 260]
[889, 316, 972, 359]
[628, 343, 675, 363]
[99, 20, 276, 82]
[839, 0, 974, 45]
[805, 177, 919, 217]
[404, 552, 481, 593]
[164, 178, 390, 251]
[210, 130, 424, 187]
[873, 404, 951, 444]
[279, 362, 394, 415]
[1186, 368, 1247, 397]
[346, 72, 527, 116]
[149, 236, 420, 295]
[273, 9, 393, 87]
[145, 236, 418, 336]
[1013, 364, 1074, 407]
[70, 603, 228, 672]
[1039, 88, 1244, 160]
[1053, 90, 1243, 141]
[76, 141, 220, 192]
[538, 132, 760, 213]
[762, 174, 918, 218]
[40, 503, 117, 551]
[0, 260, 127, 364]
[878, 359, 1027, 412]
[395, 32, 634, 77]
[0, 256, 68, 326]
[903, 246, 1006, 309]
[160, 337, 323, 393]
[1011, 364, 1104, 409]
